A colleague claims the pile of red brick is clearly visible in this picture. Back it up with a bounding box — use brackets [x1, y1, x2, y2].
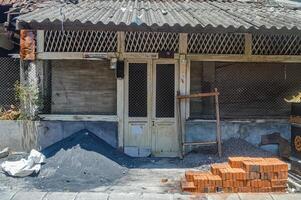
[181, 157, 288, 193]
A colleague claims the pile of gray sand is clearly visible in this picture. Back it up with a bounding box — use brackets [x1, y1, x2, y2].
[28, 131, 130, 191]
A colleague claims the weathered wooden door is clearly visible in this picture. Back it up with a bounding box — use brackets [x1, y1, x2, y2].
[124, 60, 152, 157]
[151, 60, 179, 157]
[124, 60, 178, 157]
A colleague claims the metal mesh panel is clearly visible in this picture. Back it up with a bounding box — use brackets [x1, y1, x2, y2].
[188, 33, 245, 54]
[156, 64, 175, 118]
[44, 30, 117, 52]
[190, 62, 301, 119]
[252, 34, 301, 55]
[0, 57, 20, 109]
[125, 31, 179, 53]
[128, 63, 148, 117]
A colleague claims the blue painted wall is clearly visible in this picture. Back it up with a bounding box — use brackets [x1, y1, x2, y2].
[185, 120, 290, 154]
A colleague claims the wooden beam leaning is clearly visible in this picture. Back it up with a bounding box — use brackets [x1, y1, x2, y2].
[176, 89, 222, 157]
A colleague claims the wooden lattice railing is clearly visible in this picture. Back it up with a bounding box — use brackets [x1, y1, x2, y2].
[44, 30, 117, 52]
[42, 30, 301, 56]
[125, 31, 179, 53]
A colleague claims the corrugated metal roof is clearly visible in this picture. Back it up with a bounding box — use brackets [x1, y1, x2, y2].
[17, 0, 301, 32]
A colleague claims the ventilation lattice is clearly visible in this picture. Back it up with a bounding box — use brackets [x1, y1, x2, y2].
[44, 30, 117, 52]
[125, 31, 179, 53]
[188, 33, 245, 54]
[252, 34, 301, 55]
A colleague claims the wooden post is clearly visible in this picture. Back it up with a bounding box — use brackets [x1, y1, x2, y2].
[215, 88, 222, 157]
[244, 33, 252, 56]
[117, 31, 125, 150]
[37, 30, 45, 53]
[179, 33, 188, 158]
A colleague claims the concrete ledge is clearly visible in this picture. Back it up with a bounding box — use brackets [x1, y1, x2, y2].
[0, 120, 118, 152]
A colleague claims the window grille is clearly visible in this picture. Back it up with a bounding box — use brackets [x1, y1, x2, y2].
[188, 33, 245, 54]
[44, 30, 117, 52]
[128, 63, 148, 117]
[0, 57, 20, 109]
[252, 34, 301, 55]
[156, 64, 175, 118]
[125, 31, 179, 53]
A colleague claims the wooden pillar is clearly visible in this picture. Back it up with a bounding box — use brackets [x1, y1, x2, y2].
[117, 31, 125, 150]
[244, 33, 252, 56]
[179, 33, 188, 157]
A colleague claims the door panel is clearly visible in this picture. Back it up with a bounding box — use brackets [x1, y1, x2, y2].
[152, 62, 178, 157]
[124, 62, 151, 157]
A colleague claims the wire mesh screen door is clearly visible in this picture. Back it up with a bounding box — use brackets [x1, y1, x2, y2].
[152, 62, 179, 157]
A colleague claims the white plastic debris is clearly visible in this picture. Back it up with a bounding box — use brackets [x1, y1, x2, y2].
[0, 147, 9, 159]
[1, 149, 45, 177]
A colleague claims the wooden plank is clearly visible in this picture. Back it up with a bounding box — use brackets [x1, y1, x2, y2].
[39, 114, 118, 122]
[183, 141, 217, 145]
[177, 92, 219, 99]
[187, 54, 301, 63]
[214, 88, 222, 157]
[37, 52, 115, 60]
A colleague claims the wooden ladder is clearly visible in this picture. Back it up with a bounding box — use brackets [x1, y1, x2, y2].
[176, 88, 222, 158]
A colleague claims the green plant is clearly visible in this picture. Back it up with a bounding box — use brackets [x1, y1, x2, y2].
[14, 81, 43, 119]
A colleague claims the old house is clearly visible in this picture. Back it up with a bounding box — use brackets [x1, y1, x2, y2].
[5, 0, 301, 157]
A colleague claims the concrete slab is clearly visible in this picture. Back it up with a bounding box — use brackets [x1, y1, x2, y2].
[43, 192, 78, 200]
[270, 193, 301, 200]
[206, 193, 240, 200]
[12, 191, 46, 200]
[238, 193, 273, 200]
[0, 191, 17, 200]
[108, 192, 142, 200]
[142, 193, 173, 200]
[76, 192, 109, 200]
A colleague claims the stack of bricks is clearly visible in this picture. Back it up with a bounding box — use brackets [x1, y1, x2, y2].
[181, 157, 288, 193]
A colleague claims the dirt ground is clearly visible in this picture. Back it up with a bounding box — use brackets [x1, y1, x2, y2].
[0, 131, 276, 193]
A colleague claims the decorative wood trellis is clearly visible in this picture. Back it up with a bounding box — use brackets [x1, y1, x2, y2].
[252, 34, 301, 55]
[44, 30, 118, 52]
[125, 31, 179, 53]
[42, 30, 301, 57]
[187, 33, 245, 54]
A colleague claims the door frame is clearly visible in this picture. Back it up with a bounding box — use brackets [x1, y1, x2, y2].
[123, 58, 179, 156]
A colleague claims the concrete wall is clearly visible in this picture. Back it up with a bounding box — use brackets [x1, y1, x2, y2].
[0, 119, 290, 155]
[185, 119, 290, 154]
[0, 120, 118, 152]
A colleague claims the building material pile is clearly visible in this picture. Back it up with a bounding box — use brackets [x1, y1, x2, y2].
[181, 157, 288, 193]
